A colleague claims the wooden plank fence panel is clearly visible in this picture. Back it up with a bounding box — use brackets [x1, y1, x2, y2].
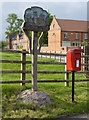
[1, 49, 89, 85]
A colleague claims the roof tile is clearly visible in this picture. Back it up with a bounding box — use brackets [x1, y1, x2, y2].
[56, 19, 88, 32]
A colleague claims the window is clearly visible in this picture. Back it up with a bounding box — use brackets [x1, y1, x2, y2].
[75, 33, 79, 39]
[19, 39, 23, 45]
[64, 33, 68, 39]
[15, 40, 16, 43]
[25, 44, 26, 49]
[62, 48, 64, 50]
[62, 41, 71, 47]
[53, 24, 55, 28]
[53, 33, 55, 36]
[72, 43, 75, 46]
[72, 41, 81, 47]
[15, 45, 17, 49]
[84, 34, 88, 39]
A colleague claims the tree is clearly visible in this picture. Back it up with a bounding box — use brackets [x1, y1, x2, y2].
[15, 19, 23, 33]
[5, 12, 53, 45]
[81, 40, 86, 46]
[38, 11, 53, 45]
[5, 13, 23, 37]
[0, 41, 6, 49]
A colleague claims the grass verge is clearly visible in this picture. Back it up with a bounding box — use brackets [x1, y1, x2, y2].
[1, 52, 88, 118]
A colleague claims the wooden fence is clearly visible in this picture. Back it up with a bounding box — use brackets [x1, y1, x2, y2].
[0, 49, 89, 86]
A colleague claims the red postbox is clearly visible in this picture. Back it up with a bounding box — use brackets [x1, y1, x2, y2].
[66, 49, 81, 71]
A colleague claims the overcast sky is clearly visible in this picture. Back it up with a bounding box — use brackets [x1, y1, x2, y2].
[0, 0, 88, 41]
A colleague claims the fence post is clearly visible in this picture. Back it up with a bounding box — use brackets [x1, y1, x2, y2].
[41, 51, 42, 58]
[50, 51, 51, 58]
[85, 46, 89, 78]
[59, 51, 61, 62]
[46, 51, 47, 58]
[21, 50, 26, 86]
[55, 51, 56, 60]
[65, 56, 69, 87]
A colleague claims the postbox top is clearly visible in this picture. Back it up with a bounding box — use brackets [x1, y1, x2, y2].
[22, 6, 50, 32]
[67, 49, 81, 71]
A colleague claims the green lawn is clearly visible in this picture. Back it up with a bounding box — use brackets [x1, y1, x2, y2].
[1, 52, 89, 119]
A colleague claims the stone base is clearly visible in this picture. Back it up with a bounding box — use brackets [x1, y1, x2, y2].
[17, 89, 51, 106]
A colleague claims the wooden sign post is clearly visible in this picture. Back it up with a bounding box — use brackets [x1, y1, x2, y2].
[31, 31, 38, 91]
[22, 6, 49, 91]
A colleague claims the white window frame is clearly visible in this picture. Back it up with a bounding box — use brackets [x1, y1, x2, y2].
[25, 44, 26, 49]
[53, 24, 55, 28]
[62, 41, 71, 47]
[75, 33, 79, 39]
[19, 39, 23, 45]
[64, 33, 68, 39]
[84, 34, 88, 39]
[72, 41, 81, 47]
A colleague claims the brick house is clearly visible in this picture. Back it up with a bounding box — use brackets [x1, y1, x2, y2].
[7, 31, 29, 51]
[41, 16, 89, 52]
[7, 16, 89, 52]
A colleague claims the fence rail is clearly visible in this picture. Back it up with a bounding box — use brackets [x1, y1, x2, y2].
[1, 70, 89, 74]
[1, 49, 89, 57]
[0, 79, 89, 84]
[1, 49, 89, 85]
[1, 60, 89, 66]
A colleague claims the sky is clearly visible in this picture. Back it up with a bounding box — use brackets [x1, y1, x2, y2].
[0, 0, 89, 41]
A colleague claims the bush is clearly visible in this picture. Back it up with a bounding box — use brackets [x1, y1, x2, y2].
[0, 41, 7, 49]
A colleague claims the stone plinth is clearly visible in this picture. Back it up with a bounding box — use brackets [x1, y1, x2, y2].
[17, 90, 51, 106]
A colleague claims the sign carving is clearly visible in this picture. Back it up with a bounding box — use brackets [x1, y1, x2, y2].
[22, 6, 49, 32]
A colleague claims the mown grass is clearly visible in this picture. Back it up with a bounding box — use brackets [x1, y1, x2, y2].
[1, 52, 85, 81]
[2, 83, 88, 118]
[1, 52, 89, 119]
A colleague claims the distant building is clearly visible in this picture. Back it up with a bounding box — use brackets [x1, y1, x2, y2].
[7, 17, 89, 53]
[7, 31, 29, 51]
[42, 17, 89, 52]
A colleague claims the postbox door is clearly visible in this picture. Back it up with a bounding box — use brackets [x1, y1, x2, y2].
[75, 53, 81, 71]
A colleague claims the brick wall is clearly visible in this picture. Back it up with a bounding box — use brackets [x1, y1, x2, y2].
[61, 32, 88, 42]
[48, 17, 61, 51]
[47, 17, 89, 52]
[7, 33, 29, 50]
[60, 46, 81, 53]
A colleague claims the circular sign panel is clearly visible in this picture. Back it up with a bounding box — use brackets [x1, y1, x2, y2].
[22, 6, 49, 32]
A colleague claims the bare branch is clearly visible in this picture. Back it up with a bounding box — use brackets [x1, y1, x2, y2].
[38, 32, 46, 52]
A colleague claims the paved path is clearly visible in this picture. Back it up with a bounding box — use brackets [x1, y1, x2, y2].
[69, 113, 88, 119]
[56, 113, 89, 119]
